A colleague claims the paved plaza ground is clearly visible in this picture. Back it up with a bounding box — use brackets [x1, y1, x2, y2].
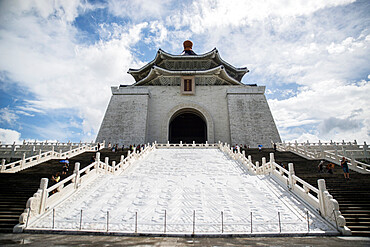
[0, 233, 369, 246]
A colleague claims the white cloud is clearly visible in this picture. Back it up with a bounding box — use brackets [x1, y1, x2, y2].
[0, 128, 22, 144]
[0, 107, 18, 125]
[0, 1, 148, 138]
[269, 78, 370, 143]
[107, 0, 174, 21]
[0, 0, 368, 145]
[168, 0, 355, 33]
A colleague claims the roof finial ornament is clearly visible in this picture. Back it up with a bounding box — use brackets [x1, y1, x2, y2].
[181, 40, 197, 55]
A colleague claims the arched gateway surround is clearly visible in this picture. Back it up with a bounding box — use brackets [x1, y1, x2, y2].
[169, 109, 207, 143]
[96, 41, 281, 147]
[164, 103, 215, 144]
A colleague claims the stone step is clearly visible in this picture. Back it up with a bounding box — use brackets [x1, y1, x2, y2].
[0, 149, 128, 232]
[346, 222, 370, 226]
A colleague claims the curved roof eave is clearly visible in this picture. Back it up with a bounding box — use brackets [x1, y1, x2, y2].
[127, 48, 163, 75]
[213, 50, 249, 74]
[128, 48, 249, 82]
[128, 48, 219, 76]
[133, 65, 243, 86]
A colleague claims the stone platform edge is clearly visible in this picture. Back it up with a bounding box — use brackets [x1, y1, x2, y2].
[22, 229, 340, 238]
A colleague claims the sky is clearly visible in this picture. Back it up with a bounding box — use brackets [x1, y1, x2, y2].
[0, 0, 369, 144]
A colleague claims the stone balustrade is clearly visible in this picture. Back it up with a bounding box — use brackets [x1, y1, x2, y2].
[277, 141, 370, 174]
[0, 141, 100, 161]
[219, 142, 351, 235]
[1, 142, 104, 173]
[14, 142, 154, 232]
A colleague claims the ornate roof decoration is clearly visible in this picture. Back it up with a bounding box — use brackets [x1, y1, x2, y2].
[132, 65, 242, 86]
[128, 43, 249, 85]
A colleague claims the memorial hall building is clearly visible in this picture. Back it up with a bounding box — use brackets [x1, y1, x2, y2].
[96, 41, 281, 147]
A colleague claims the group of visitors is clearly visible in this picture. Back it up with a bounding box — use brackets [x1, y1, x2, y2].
[107, 142, 124, 152]
[129, 144, 145, 152]
[106, 142, 146, 153]
[317, 160, 335, 174]
[317, 157, 350, 180]
[231, 144, 251, 153]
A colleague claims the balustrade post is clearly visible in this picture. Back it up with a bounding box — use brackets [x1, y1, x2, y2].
[1, 159, 5, 172]
[120, 155, 124, 163]
[318, 179, 327, 217]
[262, 157, 266, 174]
[74, 162, 80, 189]
[269, 153, 275, 173]
[248, 155, 252, 163]
[105, 157, 109, 173]
[318, 141, 324, 158]
[112, 161, 116, 174]
[350, 156, 357, 169]
[288, 163, 294, 189]
[364, 142, 368, 159]
[38, 149, 42, 161]
[95, 152, 100, 172]
[269, 153, 275, 163]
[21, 153, 26, 168]
[39, 178, 49, 214]
[51, 145, 55, 157]
[11, 142, 16, 159]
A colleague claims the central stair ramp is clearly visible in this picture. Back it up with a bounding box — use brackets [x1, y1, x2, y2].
[11, 143, 345, 236]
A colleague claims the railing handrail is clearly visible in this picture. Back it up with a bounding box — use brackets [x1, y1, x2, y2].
[1, 143, 101, 173]
[47, 174, 76, 193]
[277, 142, 370, 174]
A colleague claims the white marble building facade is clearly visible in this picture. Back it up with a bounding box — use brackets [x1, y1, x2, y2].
[96, 42, 281, 147]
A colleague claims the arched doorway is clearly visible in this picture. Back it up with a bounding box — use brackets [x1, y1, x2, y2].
[169, 110, 207, 143]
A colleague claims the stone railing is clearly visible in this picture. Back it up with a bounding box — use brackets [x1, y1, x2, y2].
[154, 140, 219, 149]
[1, 142, 104, 173]
[14, 143, 155, 232]
[277, 141, 370, 174]
[0, 141, 97, 160]
[219, 142, 351, 235]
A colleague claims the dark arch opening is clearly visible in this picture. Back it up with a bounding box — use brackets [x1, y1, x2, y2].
[169, 111, 207, 144]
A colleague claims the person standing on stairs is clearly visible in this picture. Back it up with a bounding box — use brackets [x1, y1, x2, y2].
[341, 157, 350, 181]
[318, 160, 324, 173]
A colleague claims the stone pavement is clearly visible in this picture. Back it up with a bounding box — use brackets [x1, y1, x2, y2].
[0, 233, 369, 246]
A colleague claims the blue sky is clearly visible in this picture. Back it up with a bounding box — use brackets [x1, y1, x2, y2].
[0, 0, 369, 144]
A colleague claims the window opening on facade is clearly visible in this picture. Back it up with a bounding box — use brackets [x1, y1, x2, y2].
[181, 76, 195, 95]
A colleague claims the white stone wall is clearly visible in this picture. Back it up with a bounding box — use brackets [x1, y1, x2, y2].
[96, 87, 149, 146]
[146, 85, 231, 144]
[96, 84, 281, 147]
[227, 87, 281, 147]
